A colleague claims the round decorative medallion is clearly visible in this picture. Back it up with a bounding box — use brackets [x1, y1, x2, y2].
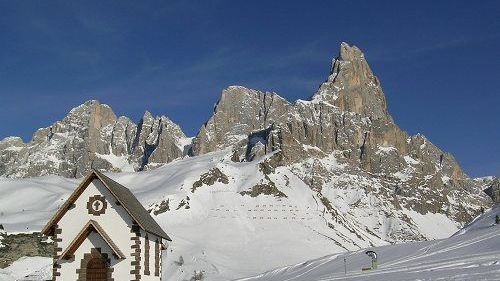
[87, 195, 107, 216]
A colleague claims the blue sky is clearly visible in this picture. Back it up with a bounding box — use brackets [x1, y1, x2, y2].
[0, 0, 498, 177]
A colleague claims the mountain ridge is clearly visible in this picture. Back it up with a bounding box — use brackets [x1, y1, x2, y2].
[189, 43, 482, 224]
[0, 100, 188, 178]
[0, 43, 474, 180]
[0, 42, 493, 237]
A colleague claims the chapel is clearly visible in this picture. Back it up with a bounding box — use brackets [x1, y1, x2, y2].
[42, 169, 170, 281]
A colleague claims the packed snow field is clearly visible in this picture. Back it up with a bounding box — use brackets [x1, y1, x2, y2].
[0, 151, 497, 280]
[1, 208, 498, 281]
[237, 206, 500, 281]
[0, 257, 51, 281]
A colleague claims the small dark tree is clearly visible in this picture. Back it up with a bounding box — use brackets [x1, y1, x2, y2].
[480, 206, 485, 214]
[0, 224, 4, 230]
[495, 214, 500, 225]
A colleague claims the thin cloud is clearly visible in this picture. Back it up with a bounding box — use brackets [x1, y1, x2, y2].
[368, 33, 500, 63]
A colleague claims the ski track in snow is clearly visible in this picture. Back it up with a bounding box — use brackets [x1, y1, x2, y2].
[237, 206, 500, 281]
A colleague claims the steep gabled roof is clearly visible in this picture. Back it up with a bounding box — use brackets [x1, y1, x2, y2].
[42, 170, 171, 241]
[59, 220, 125, 260]
[93, 170, 171, 240]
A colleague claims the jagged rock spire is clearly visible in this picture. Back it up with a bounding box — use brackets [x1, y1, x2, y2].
[0, 100, 187, 178]
[313, 42, 389, 121]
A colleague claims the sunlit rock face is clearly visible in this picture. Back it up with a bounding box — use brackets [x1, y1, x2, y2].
[0, 100, 187, 178]
[191, 42, 491, 230]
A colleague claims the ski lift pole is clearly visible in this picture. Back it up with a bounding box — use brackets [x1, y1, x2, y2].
[343, 256, 347, 275]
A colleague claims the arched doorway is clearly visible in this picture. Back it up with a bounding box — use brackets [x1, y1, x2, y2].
[86, 257, 108, 281]
[76, 248, 112, 281]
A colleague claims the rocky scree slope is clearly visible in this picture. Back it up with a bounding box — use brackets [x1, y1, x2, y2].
[0, 101, 187, 178]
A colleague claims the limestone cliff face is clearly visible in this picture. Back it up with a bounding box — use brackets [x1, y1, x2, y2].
[191, 43, 490, 228]
[0, 100, 187, 178]
[192, 86, 292, 155]
[192, 43, 466, 182]
[131, 112, 186, 170]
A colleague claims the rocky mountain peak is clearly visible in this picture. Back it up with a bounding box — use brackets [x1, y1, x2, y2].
[60, 100, 118, 135]
[0, 100, 187, 178]
[193, 43, 395, 158]
[67, 99, 115, 120]
[192, 85, 291, 155]
[189, 42, 490, 228]
[313, 42, 388, 120]
[338, 42, 364, 61]
[217, 86, 290, 111]
[141, 110, 154, 123]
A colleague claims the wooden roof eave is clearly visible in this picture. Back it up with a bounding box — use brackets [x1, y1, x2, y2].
[92, 171, 171, 241]
[41, 172, 97, 236]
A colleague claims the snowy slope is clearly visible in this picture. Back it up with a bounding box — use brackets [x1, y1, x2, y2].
[1, 208, 497, 281]
[454, 205, 500, 235]
[0, 257, 52, 281]
[0, 151, 491, 281]
[0, 151, 371, 280]
[237, 206, 500, 281]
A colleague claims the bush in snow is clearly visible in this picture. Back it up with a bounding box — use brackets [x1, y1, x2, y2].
[174, 255, 184, 266]
[189, 270, 203, 281]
